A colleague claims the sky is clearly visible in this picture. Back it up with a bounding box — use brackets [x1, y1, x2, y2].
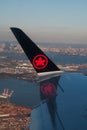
[0, 0, 87, 43]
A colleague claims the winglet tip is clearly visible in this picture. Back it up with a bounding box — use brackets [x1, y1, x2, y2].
[10, 27, 21, 32]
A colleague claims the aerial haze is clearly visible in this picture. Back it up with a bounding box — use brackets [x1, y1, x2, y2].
[0, 3, 87, 129]
[0, 0, 87, 43]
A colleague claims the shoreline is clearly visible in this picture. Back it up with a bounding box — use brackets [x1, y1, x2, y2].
[0, 100, 32, 130]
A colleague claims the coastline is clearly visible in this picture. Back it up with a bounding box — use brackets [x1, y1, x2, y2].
[0, 101, 32, 130]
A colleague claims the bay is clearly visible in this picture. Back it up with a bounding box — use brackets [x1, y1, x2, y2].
[0, 79, 40, 108]
[1, 52, 87, 64]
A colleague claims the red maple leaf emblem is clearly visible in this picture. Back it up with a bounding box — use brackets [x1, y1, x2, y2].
[35, 57, 45, 66]
[33, 54, 48, 70]
[41, 83, 57, 97]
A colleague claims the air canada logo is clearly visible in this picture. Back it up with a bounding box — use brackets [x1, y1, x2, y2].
[41, 83, 57, 97]
[33, 54, 48, 70]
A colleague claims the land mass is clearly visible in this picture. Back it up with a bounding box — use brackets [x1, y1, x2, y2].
[0, 101, 31, 130]
[0, 41, 87, 81]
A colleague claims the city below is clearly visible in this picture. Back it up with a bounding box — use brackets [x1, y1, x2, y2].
[0, 41, 87, 130]
[0, 41, 87, 81]
[0, 101, 31, 130]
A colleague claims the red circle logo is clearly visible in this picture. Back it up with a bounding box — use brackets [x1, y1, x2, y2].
[41, 83, 57, 97]
[33, 54, 48, 70]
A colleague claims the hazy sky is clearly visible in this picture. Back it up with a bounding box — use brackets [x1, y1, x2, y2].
[0, 0, 87, 43]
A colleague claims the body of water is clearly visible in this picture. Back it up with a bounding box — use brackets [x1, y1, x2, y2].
[0, 73, 87, 129]
[0, 78, 40, 107]
[1, 52, 87, 64]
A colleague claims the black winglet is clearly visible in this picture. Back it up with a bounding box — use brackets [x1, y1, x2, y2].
[10, 27, 60, 73]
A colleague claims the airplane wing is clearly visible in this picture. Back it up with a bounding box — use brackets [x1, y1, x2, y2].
[29, 73, 87, 130]
[30, 102, 64, 130]
[10, 28, 87, 130]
